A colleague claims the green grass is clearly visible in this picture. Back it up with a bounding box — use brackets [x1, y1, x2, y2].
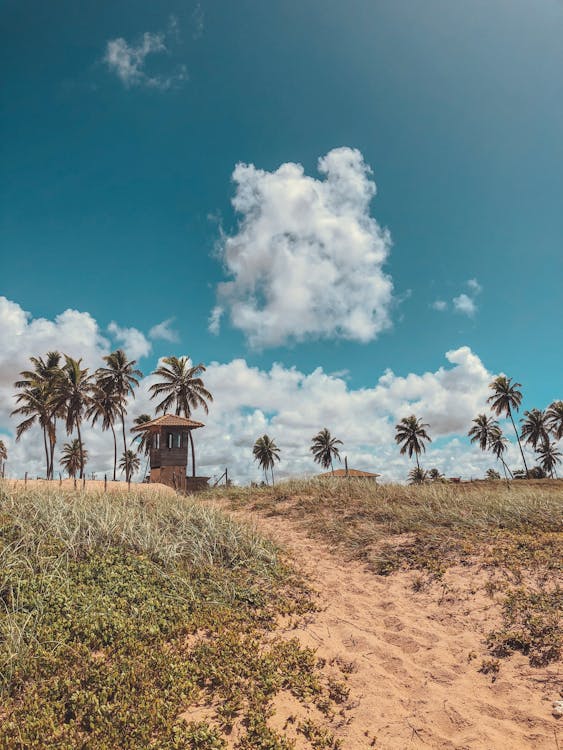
[0, 483, 340, 749]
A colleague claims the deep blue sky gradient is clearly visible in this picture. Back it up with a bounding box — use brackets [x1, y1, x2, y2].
[2, 0, 562, 407]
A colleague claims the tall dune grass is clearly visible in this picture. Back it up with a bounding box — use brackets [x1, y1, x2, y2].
[0, 482, 278, 569]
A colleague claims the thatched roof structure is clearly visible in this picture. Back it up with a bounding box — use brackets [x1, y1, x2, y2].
[130, 414, 205, 433]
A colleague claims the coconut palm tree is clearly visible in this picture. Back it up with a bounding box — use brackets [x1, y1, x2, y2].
[394, 415, 431, 470]
[408, 466, 428, 484]
[546, 400, 563, 441]
[149, 356, 213, 477]
[487, 375, 529, 477]
[485, 468, 501, 480]
[520, 409, 550, 451]
[11, 383, 54, 478]
[488, 426, 513, 484]
[0, 439, 7, 477]
[52, 356, 95, 479]
[252, 435, 281, 485]
[535, 441, 561, 479]
[60, 439, 88, 479]
[119, 450, 140, 482]
[310, 428, 343, 474]
[13, 352, 61, 478]
[468, 414, 499, 451]
[98, 350, 142, 481]
[131, 414, 153, 456]
[86, 380, 123, 481]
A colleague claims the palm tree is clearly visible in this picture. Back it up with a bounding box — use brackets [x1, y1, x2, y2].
[488, 375, 529, 477]
[546, 400, 563, 441]
[52, 357, 95, 479]
[86, 380, 123, 481]
[428, 467, 444, 482]
[0, 439, 7, 477]
[535, 441, 561, 479]
[485, 468, 501, 480]
[252, 435, 281, 485]
[488, 426, 513, 484]
[60, 439, 88, 479]
[150, 356, 213, 477]
[131, 414, 153, 456]
[13, 352, 61, 478]
[119, 450, 140, 482]
[98, 350, 142, 482]
[394, 415, 431, 470]
[468, 414, 499, 452]
[520, 409, 549, 451]
[310, 428, 343, 474]
[408, 466, 428, 484]
[11, 383, 53, 478]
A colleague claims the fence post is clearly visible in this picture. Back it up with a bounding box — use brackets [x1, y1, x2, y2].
[104, 474, 107, 493]
[24, 471, 28, 487]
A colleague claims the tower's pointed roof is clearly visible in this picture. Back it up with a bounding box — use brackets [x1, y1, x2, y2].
[131, 414, 205, 433]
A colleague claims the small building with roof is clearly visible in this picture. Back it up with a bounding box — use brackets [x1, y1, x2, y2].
[318, 467, 381, 481]
[131, 414, 209, 492]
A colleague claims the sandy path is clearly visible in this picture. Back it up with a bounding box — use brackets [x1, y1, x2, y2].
[218, 503, 561, 750]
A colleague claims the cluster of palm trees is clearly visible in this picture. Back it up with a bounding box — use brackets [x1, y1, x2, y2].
[252, 427, 344, 484]
[394, 376, 562, 482]
[469, 377, 562, 480]
[11, 352, 212, 481]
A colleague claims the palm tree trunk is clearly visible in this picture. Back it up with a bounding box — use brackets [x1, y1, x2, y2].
[508, 408, 529, 477]
[49, 418, 56, 480]
[111, 423, 117, 481]
[121, 411, 128, 482]
[499, 459, 510, 488]
[415, 452, 420, 471]
[271, 465, 275, 486]
[76, 421, 84, 479]
[500, 457, 513, 479]
[189, 430, 196, 477]
[42, 427, 49, 478]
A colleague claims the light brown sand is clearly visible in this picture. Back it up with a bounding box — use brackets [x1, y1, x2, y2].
[218, 502, 562, 750]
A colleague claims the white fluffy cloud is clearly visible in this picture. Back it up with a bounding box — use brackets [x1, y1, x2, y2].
[148, 318, 178, 342]
[432, 300, 447, 311]
[212, 147, 394, 348]
[453, 293, 477, 316]
[2, 296, 541, 485]
[433, 279, 482, 317]
[107, 322, 151, 360]
[103, 21, 187, 90]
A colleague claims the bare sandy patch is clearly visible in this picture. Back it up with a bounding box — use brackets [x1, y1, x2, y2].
[215, 500, 561, 750]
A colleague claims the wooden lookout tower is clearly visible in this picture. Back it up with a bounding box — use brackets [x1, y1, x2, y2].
[131, 414, 209, 492]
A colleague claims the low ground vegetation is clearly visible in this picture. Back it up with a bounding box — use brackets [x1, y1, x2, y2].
[0, 483, 342, 749]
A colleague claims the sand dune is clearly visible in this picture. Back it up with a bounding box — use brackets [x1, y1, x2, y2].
[219, 502, 561, 749]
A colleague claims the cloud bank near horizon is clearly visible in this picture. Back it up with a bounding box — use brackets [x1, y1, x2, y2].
[211, 147, 394, 348]
[0, 295, 537, 485]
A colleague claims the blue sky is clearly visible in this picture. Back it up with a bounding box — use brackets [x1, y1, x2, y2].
[1, 0, 562, 481]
